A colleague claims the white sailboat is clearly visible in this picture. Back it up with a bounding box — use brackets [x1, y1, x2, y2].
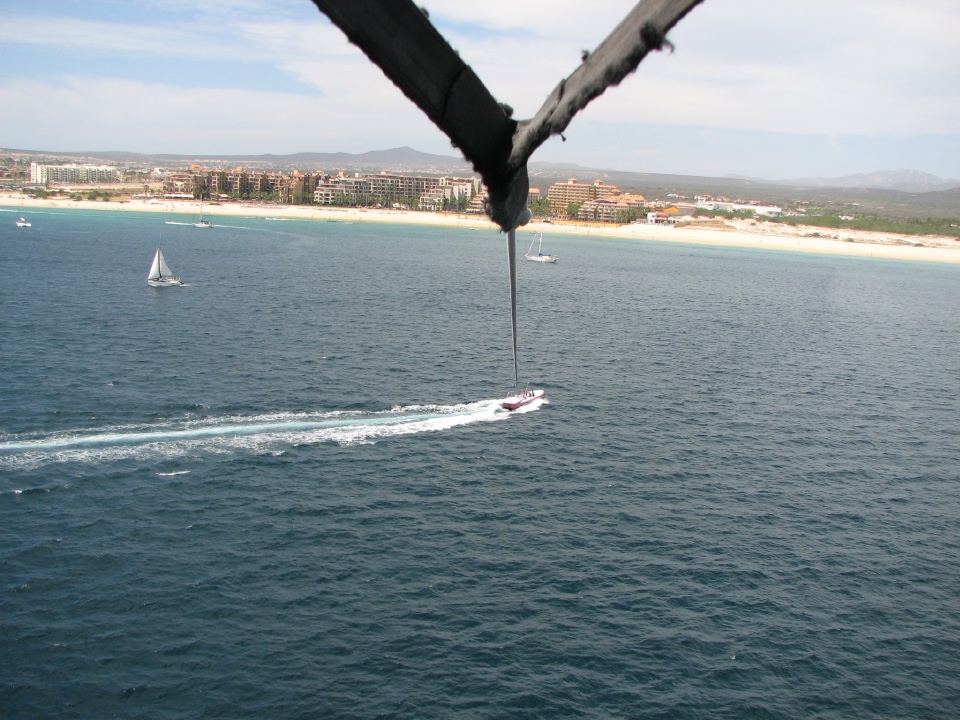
[15, 197, 31, 228]
[525, 232, 555, 263]
[193, 197, 212, 228]
[147, 247, 184, 286]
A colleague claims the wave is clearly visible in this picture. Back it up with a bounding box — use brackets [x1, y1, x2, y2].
[0, 397, 544, 470]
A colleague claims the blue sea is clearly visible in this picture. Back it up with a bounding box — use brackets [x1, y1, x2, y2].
[2, 205, 959, 718]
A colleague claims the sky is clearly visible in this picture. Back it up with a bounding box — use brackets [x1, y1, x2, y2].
[1, 0, 959, 181]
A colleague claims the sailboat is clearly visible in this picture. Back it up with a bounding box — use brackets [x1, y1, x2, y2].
[525, 231, 555, 262]
[15, 197, 31, 228]
[147, 246, 184, 286]
[193, 197, 213, 228]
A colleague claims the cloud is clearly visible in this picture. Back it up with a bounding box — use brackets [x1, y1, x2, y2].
[1, 0, 958, 177]
[0, 77, 447, 155]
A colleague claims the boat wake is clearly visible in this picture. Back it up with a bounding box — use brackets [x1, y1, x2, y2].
[164, 219, 249, 229]
[0, 398, 541, 471]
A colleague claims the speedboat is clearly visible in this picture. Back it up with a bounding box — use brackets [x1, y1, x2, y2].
[501, 388, 545, 410]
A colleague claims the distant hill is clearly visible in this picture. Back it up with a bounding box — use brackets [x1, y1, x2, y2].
[537, 165, 959, 195]
[8, 146, 957, 193]
[773, 169, 960, 193]
[5, 145, 957, 217]
[44, 146, 473, 171]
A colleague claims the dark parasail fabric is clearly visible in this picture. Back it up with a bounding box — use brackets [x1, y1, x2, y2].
[310, 0, 704, 233]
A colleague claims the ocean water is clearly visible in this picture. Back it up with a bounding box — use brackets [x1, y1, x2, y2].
[2, 205, 959, 718]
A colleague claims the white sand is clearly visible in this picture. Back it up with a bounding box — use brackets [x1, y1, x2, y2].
[6, 193, 960, 264]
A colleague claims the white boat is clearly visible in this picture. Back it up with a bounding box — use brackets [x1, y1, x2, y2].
[193, 198, 213, 228]
[525, 232, 555, 262]
[146, 247, 184, 286]
[501, 387, 545, 410]
[15, 197, 31, 227]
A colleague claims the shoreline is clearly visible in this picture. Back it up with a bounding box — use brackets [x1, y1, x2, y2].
[5, 193, 960, 264]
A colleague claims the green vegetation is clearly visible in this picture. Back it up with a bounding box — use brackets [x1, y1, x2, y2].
[441, 195, 471, 213]
[696, 207, 959, 238]
[529, 196, 552, 218]
[768, 215, 960, 239]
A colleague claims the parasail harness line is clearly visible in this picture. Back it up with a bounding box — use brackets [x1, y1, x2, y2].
[310, 0, 705, 384]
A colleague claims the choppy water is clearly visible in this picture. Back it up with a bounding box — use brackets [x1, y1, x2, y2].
[2, 206, 959, 718]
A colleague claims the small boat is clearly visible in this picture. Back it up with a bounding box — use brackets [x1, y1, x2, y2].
[501, 387, 545, 410]
[15, 197, 31, 227]
[146, 247, 184, 287]
[193, 198, 213, 228]
[525, 232, 556, 263]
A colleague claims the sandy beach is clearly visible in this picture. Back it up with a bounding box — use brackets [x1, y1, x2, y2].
[6, 193, 960, 264]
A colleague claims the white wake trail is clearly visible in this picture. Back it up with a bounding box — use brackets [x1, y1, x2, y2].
[0, 398, 541, 470]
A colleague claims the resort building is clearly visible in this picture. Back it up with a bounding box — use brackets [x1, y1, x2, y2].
[466, 186, 544, 216]
[577, 193, 646, 223]
[547, 178, 620, 214]
[417, 178, 476, 210]
[695, 197, 783, 216]
[314, 172, 481, 207]
[314, 174, 372, 204]
[30, 162, 120, 184]
[158, 164, 482, 207]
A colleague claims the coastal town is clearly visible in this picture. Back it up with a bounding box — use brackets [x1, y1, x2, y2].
[12, 157, 788, 225]
[4, 154, 960, 260]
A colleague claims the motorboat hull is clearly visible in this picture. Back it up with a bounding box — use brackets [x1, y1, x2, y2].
[501, 388, 545, 410]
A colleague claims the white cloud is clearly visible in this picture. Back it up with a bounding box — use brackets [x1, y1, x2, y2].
[0, 15, 225, 60]
[429, 0, 960, 136]
[0, 77, 447, 155]
[2, 0, 958, 177]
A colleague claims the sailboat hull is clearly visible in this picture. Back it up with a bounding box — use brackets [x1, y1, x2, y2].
[525, 254, 556, 263]
[147, 278, 184, 287]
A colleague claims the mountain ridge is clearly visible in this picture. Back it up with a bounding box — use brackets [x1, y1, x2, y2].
[772, 169, 960, 193]
[5, 146, 958, 193]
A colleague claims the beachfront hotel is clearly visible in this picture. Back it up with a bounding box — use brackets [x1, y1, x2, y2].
[313, 172, 482, 208]
[30, 162, 119, 184]
[576, 193, 647, 223]
[547, 178, 621, 214]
